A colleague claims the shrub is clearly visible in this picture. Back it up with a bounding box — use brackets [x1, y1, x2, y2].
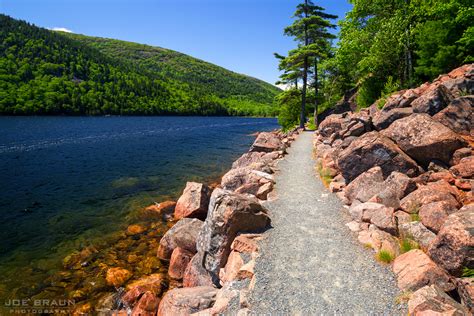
[277, 89, 301, 131]
[462, 267, 474, 278]
[400, 238, 420, 254]
[376, 250, 395, 263]
[356, 75, 384, 110]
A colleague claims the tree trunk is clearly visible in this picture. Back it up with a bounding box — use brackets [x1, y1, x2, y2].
[313, 58, 318, 127]
[300, 0, 309, 129]
[301, 57, 307, 129]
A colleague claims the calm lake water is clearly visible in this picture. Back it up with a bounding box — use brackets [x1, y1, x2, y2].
[0, 116, 278, 301]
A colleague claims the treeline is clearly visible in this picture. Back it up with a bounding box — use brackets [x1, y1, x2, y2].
[276, 0, 473, 129]
[0, 15, 280, 116]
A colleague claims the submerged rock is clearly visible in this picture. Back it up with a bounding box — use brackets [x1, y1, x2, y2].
[105, 267, 132, 288]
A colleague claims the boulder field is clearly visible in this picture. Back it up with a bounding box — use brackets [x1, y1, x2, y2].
[99, 129, 300, 315]
[315, 63, 473, 314]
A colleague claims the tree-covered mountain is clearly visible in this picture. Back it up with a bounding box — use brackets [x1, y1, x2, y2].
[0, 15, 280, 116]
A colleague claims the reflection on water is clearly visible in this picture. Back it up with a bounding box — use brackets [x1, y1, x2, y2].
[0, 116, 278, 308]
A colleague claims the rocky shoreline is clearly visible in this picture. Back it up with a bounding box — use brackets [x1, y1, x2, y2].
[78, 129, 300, 314]
[314, 64, 473, 314]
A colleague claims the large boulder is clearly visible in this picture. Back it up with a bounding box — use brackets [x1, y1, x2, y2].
[392, 249, 454, 292]
[157, 286, 218, 316]
[411, 84, 453, 116]
[318, 113, 349, 138]
[400, 180, 461, 214]
[372, 172, 417, 206]
[168, 247, 194, 280]
[358, 225, 400, 255]
[337, 131, 420, 182]
[249, 132, 284, 153]
[441, 77, 474, 97]
[157, 218, 203, 260]
[349, 202, 396, 235]
[450, 156, 474, 179]
[197, 189, 270, 285]
[419, 201, 459, 233]
[398, 221, 436, 251]
[382, 89, 422, 112]
[174, 182, 211, 220]
[382, 114, 466, 166]
[221, 168, 273, 191]
[456, 278, 474, 313]
[408, 285, 469, 316]
[433, 96, 473, 135]
[182, 253, 214, 287]
[373, 107, 413, 130]
[344, 167, 385, 204]
[428, 205, 474, 276]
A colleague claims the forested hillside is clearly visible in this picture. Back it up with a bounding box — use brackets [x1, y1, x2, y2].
[0, 15, 280, 116]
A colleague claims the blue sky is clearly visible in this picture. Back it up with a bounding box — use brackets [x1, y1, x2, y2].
[1, 0, 352, 85]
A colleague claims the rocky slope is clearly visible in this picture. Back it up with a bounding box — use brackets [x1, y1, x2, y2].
[86, 129, 300, 314]
[314, 64, 473, 314]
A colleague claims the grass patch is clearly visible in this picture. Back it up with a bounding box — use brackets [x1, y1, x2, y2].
[462, 267, 474, 278]
[410, 213, 420, 222]
[316, 161, 333, 187]
[400, 238, 420, 254]
[395, 291, 413, 304]
[407, 201, 421, 215]
[376, 250, 395, 263]
[364, 243, 373, 249]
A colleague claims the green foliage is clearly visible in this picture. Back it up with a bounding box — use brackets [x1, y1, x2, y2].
[410, 213, 420, 222]
[0, 15, 280, 116]
[318, 0, 474, 112]
[306, 116, 317, 130]
[376, 250, 395, 263]
[400, 238, 420, 254]
[377, 76, 400, 109]
[356, 76, 385, 110]
[462, 267, 474, 278]
[277, 89, 301, 131]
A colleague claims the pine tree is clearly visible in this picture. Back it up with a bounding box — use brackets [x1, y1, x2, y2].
[280, 0, 337, 128]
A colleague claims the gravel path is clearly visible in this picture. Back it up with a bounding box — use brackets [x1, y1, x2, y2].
[249, 131, 404, 315]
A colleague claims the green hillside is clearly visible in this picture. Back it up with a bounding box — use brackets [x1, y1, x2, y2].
[0, 15, 280, 116]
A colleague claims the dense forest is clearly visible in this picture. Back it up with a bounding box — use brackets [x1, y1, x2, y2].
[0, 15, 280, 116]
[277, 0, 473, 129]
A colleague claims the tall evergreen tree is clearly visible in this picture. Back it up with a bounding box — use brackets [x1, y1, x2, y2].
[280, 0, 337, 128]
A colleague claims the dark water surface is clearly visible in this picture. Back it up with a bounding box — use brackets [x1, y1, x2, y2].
[0, 116, 278, 302]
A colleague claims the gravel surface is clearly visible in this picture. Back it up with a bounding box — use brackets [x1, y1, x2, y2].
[249, 131, 405, 315]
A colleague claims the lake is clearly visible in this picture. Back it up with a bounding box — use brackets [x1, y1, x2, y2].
[0, 116, 278, 304]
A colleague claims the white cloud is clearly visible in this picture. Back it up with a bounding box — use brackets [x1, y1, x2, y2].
[50, 27, 73, 33]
